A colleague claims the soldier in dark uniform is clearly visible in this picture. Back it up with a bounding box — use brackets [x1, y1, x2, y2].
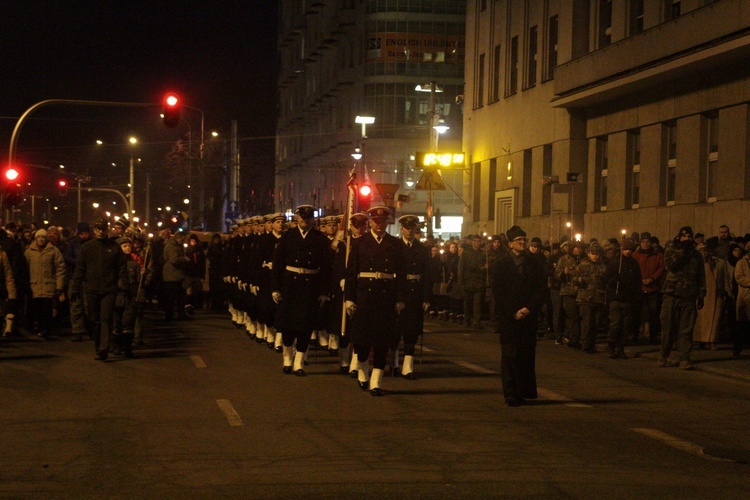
[339, 212, 369, 376]
[272, 205, 332, 375]
[345, 206, 406, 396]
[257, 213, 285, 350]
[393, 215, 432, 379]
[490, 225, 548, 406]
[223, 223, 242, 327]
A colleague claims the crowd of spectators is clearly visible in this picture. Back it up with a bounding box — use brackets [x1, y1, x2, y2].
[425, 224, 750, 362]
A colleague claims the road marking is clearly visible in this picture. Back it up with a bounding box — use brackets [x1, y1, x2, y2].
[632, 428, 732, 462]
[216, 399, 243, 427]
[423, 328, 432, 333]
[452, 360, 498, 374]
[421, 346, 435, 353]
[190, 355, 207, 368]
[537, 388, 592, 408]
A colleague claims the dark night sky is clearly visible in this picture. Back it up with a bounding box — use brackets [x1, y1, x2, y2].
[0, 1, 279, 220]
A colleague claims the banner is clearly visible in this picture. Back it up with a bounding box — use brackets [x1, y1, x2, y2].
[367, 33, 465, 63]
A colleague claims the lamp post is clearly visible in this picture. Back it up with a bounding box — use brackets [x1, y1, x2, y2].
[184, 105, 205, 229]
[354, 115, 375, 199]
[416, 81, 444, 237]
[128, 136, 137, 219]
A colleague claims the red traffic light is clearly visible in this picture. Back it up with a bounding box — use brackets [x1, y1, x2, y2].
[163, 92, 181, 128]
[4, 168, 19, 182]
[359, 185, 371, 197]
[58, 179, 67, 188]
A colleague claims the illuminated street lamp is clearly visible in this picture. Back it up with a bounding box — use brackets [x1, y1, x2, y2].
[128, 136, 137, 217]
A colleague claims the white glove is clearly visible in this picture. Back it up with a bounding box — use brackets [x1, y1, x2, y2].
[223, 276, 229, 283]
[340, 279, 345, 291]
[423, 302, 430, 312]
[272, 292, 282, 304]
[251, 285, 259, 296]
[318, 295, 330, 307]
[231, 276, 237, 284]
[395, 302, 406, 315]
[345, 300, 356, 317]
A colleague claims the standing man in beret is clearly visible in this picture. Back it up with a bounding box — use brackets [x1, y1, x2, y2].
[272, 205, 332, 376]
[70, 219, 129, 360]
[345, 206, 406, 396]
[489, 225, 548, 406]
[393, 215, 432, 379]
[659, 226, 706, 369]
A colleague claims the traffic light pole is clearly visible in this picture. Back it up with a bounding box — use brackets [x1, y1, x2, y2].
[8, 99, 158, 167]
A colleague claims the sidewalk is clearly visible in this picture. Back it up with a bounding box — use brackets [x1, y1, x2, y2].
[624, 342, 750, 383]
[433, 315, 750, 384]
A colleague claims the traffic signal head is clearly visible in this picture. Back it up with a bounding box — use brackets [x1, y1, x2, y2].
[357, 184, 372, 212]
[163, 92, 181, 128]
[4, 168, 19, 182]
[57, 179, 68, 196]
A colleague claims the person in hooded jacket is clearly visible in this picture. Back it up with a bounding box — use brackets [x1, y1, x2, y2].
[25, 229, 66, 338]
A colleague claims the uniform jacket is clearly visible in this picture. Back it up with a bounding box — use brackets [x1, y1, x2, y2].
[555, 252, 582, 297]
[396, 238, 432, 338]
[458, 245, 487, 292]
[345, 231, 406, 346]
[272, 226, 332, 332]
[70, 237, 128, 295]
[162, 237, 190, 283]
[574, 258, 607, 304]
[25, 241, 66, 298]
[490, 251, 548, 344]
[661, 241, 707, 300]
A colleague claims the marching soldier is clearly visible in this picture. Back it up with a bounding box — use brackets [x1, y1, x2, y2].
[257, 213, 285, 350]
[393, 215, 432, 379]
[345, 206, 406, 396]
[272, 205, 332, 375]
[340, 212, 369, 377]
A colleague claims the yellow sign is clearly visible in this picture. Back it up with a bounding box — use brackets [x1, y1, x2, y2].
[415, 152, 465, 169]
[415, 170, 446, 191]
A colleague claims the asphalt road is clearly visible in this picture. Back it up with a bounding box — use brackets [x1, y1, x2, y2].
[2, 310, 749, 498]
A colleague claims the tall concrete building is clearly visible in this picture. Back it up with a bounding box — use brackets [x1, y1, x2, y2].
[463, 0, 750, 243]
[275, 0, 467, 235]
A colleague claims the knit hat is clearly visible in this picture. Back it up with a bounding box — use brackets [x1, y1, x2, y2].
[678, 226, 694, 238]
[76, 222, 91, 233]
[622, 238, 636, 250]
[117, 237, 132, 245]
[35, 229, 48, 238]
[529, 237, 542, 247]
[505, 225, 526, 241]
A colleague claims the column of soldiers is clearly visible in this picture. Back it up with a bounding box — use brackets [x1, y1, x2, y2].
[220, 204, 432, 396]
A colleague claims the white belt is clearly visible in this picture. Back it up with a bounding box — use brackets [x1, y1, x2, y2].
[286, 265, 319, 275]
[358, 272, 395, 280]
[262, 261, 273, 270]
[406, 274, 422, 280]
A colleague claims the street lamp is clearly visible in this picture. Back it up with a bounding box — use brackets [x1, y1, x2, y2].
[355, 115, 375, 139]
[128, 137, 137, 217]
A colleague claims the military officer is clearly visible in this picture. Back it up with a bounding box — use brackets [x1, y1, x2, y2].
[272, 205, 332, 375]
[345, 206, 406, 396]
[393, 215, 432, 379]
[342, 212, 370, 377]
[257, 213, 285, 350]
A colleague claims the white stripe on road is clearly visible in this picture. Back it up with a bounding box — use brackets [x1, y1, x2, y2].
[632, 428, 732, 462]
[421, 346, 435, 353]
[452, 360, 498, 374]
[190, 355, 207, 368]
[537, 388, 592, 408]
[216, 399, 243, 427]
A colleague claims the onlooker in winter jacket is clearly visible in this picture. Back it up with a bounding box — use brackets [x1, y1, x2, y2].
[25, 229, 66, 338]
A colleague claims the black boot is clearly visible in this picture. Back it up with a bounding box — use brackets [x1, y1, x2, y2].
[122, 332, 136, 358]
[607, 342, 617, 358]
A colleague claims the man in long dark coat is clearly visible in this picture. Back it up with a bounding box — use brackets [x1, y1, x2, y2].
[345, 206, 406, 396]
[490, 225, 548, 406]
[272, 205, 331, 375]
[393, 214, 432, 379]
